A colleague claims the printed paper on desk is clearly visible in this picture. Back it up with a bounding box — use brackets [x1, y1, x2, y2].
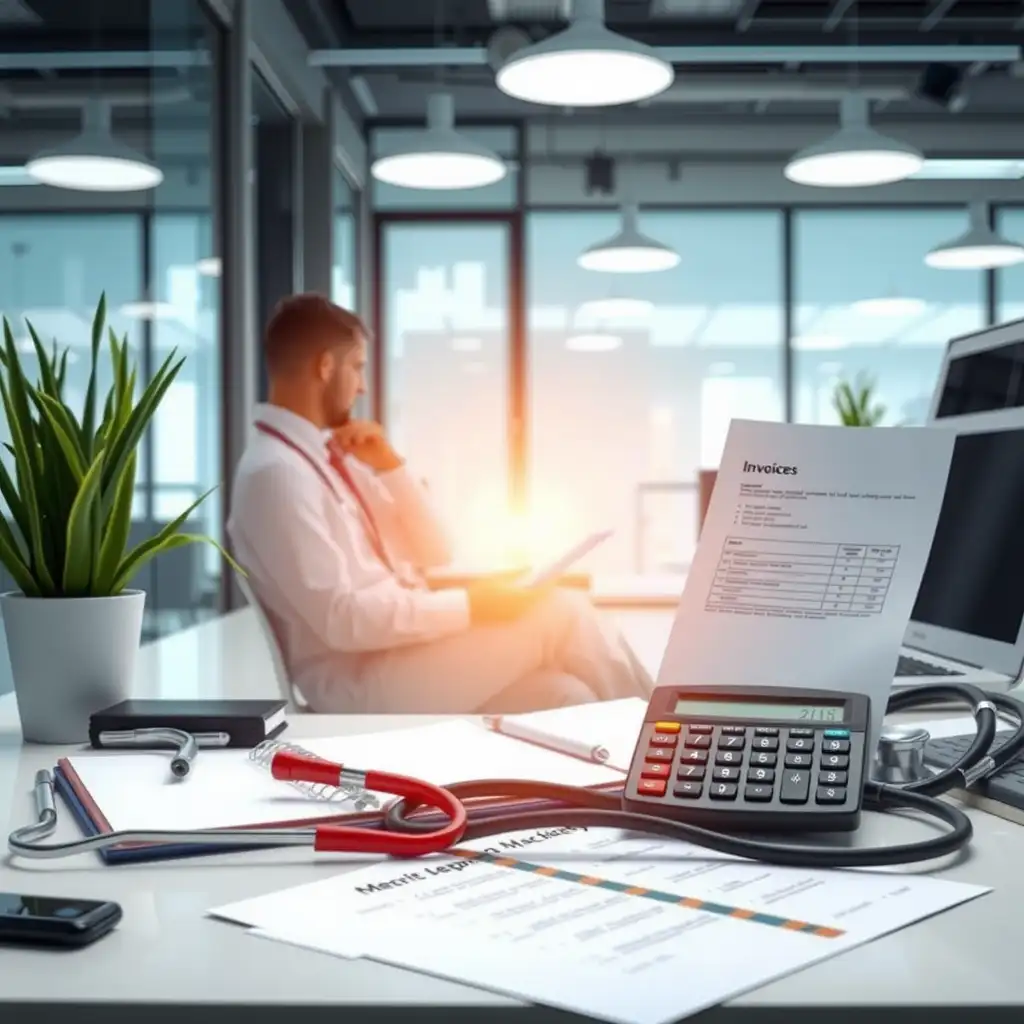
[212, 826, 989, 1024]
[63, 719, 620, 834]
[658, 420, 956, 755]
[498, 696, 648, 772]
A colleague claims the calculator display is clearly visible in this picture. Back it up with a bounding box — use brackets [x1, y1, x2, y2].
[673, 699, 844, 723]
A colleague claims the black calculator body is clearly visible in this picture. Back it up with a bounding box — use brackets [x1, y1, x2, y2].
[622, 685, 870, 832]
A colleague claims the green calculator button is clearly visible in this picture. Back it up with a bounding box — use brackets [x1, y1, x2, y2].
[824, 729, 849, 737]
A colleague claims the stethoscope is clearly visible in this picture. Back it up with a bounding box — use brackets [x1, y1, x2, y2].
[9, 683, 1024, 870]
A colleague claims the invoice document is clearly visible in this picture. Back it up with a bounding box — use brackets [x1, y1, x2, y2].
[210, 827, 988, 1024]
[658, 420, 956, 754]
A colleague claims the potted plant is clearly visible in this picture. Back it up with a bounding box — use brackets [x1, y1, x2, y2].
[0, 294, 237, 743]
[832, 373, 886, 427]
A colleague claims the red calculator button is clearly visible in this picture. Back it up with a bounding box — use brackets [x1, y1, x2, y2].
[641, 762, 670, 779]
[637, 778, 667, 797]
[645, 746, 674, 761]
[649, 732, 678, 746]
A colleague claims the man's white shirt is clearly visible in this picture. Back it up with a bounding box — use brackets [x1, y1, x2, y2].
[227, 404, 471, 697]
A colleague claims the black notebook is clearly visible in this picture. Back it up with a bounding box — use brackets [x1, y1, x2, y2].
[89, 699, 289, 749]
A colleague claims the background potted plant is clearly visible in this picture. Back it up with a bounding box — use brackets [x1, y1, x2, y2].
[0, 294, 237, 743]
[832, 373, 886, 427]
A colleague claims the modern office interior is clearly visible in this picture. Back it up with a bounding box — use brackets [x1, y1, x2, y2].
[0, 0, 1019, 699]
[4, 2, 1024, 1019]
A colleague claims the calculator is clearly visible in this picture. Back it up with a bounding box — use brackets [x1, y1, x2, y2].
[622, 685, 870, 832]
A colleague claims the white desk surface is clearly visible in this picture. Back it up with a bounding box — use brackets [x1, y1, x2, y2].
[1, 609, 1023, 1021]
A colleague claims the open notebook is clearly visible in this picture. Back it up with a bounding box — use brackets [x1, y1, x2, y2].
[54, 699, 649, 864]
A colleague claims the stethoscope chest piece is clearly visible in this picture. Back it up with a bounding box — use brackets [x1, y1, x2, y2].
[873, 725, 931, 786]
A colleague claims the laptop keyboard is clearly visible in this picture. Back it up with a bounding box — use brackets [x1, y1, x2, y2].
[925, 732, 1024, 814]
[895, 654, 964, 677]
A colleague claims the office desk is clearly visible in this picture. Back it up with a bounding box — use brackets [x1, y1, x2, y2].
[1, 613, 1023, 1022]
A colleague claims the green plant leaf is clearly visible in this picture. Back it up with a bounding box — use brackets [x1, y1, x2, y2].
[31, 391, 86, 481]
[0, 340, 55, 594]
[100, 349, 183, 502]
[0, 515, 37, 596]
[25, 321, 63, 399]
[93, 450, 136, 593]
[81, 292, 106, 458]
[111, 486, 215, 590]
[61, 447, 106, 595]
[0, 458, 30, 559]
[112, 531, 243, 595]
[55, 347, 69, 391]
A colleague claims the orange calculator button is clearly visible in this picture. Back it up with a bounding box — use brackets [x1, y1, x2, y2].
[654, 721, 681, 733]
[641, 762, 670, 779]
[637, 778, 667, 797]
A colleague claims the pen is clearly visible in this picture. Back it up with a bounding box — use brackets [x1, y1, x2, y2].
[96, 729, 231, 779]
[483, 716, 609, 764]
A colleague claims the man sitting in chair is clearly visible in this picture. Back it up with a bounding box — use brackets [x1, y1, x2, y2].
[227, 293, 652, 714]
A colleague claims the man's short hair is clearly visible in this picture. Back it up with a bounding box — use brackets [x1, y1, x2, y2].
[263, 293, 367, 375]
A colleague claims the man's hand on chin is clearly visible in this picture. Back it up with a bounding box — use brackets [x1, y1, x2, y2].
[332, 420, 404, 473]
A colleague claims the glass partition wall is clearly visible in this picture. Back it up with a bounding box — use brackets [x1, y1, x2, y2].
[0, 0, 224, 642]
[369, 121, 1022, 593]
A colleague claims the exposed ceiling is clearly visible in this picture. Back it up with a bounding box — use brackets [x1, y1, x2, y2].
[296, 0, 1024, 124]
[0, 0, 218, 161]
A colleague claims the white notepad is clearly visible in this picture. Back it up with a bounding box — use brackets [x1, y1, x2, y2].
[61, 718, 623, 834]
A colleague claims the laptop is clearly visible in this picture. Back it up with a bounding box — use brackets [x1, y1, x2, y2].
[892, 318, 1024, 692]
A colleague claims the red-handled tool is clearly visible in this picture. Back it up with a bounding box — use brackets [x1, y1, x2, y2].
[269, 748, 468, 856]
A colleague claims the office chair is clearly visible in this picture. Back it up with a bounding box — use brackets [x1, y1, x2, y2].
[236, 574, 309, 713]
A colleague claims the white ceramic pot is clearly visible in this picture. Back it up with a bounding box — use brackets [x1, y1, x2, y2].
[0, 589, 146, 744]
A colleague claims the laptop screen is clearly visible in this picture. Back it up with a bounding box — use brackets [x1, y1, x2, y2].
[911, 427, 1024, 644]
[935, 336, 1024, 418]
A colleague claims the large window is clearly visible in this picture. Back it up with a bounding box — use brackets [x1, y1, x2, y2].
[996, 208, 1024, 322]
[333, 167, 357, 309]
[792, 209, 986, 428]
[380, 220, 512, 566]
[144, 0, 222, 636]
[149, 213, 220, 579]
[0, 215, 145, 566]
[0, 0, 222, 645]
[526, 210, 785, 578]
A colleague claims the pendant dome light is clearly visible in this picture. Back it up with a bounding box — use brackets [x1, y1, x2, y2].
[925, 202, 1024, 270]
[578, 204, 679, 273]
[26, 98, 163, 192]
[370, 93, 506, 190]
[851, 291, 926, 317]
[578, 296, 653, 318]
[784, 94, 923, 188]
[495, 0, 674, 108]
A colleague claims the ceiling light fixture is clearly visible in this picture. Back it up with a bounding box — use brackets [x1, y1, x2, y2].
[495, 0, 674, 108]
[925, 202, 1024, 269]
[577, 297, 653, 318]
[26, 98, 163, 192]
[370, 92, 506, 190]
[566, 331, 623, 351]
[578, 205, 679, 273]
[120, 300, 179, 320]
[851, 295, 927, 317]
[910, 158, 1024, 181]
[791, 334, 846, 350]
[784, 93, 923, 188]
[196, 257, 221, 277]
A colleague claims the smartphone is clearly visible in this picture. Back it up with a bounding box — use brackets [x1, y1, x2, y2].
[0, 892, 122, 948]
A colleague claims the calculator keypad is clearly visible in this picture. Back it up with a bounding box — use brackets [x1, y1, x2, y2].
[633, 722, 860, 814]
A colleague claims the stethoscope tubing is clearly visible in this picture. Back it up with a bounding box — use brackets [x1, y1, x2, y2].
[8, 684, 1024, 868]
